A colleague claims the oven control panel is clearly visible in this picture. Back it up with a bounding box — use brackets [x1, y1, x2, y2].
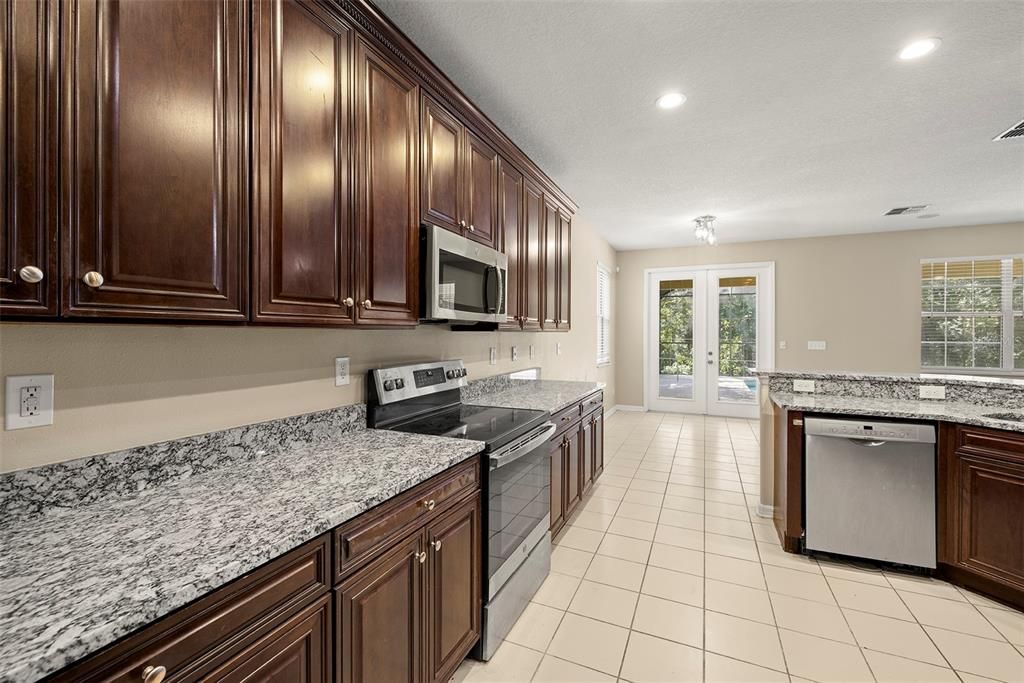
[371, 360, 468, 404]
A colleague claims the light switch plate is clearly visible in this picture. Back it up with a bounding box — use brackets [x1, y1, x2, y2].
[334, 357, 350, 387]
[919, 385, 946, 400]
[793, 379, 815, 393]
[6, 374, 54, 430]
[511, 346, 519, 362]
[489, 347, 497, 365]
[779, 340, 787, 350]
[807, 340, 827, 351]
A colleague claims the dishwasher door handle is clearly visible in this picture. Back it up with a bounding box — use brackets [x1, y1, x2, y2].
[848, 438, 888, 447]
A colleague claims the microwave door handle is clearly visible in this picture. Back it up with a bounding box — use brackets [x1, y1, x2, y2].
[483, 267, 493, 312]
[496, 263, 505, 314]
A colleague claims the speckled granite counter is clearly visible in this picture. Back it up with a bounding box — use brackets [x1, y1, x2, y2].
[469, 379, 603, 413]
[770, 392, 1024, 433]
[0, 424, 484, 682]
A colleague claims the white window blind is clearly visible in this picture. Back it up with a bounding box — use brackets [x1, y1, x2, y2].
[597, 263, 612, 365]
[921, 256, 1024, 372]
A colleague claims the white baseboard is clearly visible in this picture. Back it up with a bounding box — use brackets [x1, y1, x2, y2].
[604, 406, 617, 419]
[613, 404, 646, 413]
[756, 503, 775, 519]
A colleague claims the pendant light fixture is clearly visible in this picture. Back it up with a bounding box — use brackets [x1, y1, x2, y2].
[694, 215, 718, 245]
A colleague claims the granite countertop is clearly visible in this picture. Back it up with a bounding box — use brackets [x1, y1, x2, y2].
[770, 392, 1024, 433]
[469, 379, 604, 414]
[757, 369, 1024, 387]
[0, 428, 484, 682]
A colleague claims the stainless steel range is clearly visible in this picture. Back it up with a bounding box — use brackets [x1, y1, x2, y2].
[367, 360, 554, 661]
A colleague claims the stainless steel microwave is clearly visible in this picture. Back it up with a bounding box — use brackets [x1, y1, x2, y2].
[423, 224, 507, 323]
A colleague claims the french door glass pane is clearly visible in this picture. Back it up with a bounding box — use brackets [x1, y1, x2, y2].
[717, 276, 757, 402]
[658, 279, 694, 399]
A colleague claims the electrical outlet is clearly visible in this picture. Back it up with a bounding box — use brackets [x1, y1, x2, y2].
[778, 340, 787, 350]
[556, 343, 562, 356]
[529, 345, 535, 359]
[6, 374, 54, 430]
[919, 385, 946, 400]
[489, 347, 497, 365]
[511, 346, 519, 362]
[334, 357, 350, 387]
[807, 340, 827, 351]
[793, 379, 816, 393]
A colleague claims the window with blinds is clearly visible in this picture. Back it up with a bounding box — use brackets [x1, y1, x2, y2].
[921, 256, 1024, 372]
[597, 263, 612, 366]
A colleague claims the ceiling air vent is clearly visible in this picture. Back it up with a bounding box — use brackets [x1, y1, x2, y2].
[885, 205, 929, 216]
[993, 118, 1024, 140]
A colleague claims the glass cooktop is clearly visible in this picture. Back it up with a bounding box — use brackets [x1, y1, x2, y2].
[389, 404, 548, 450]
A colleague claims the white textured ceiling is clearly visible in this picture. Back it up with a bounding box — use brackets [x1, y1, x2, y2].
[374, 0, 1024, 250]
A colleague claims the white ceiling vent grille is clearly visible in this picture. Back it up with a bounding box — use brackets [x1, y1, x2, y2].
[885, 205, 929, 216]
[993, 118, 1024, 140]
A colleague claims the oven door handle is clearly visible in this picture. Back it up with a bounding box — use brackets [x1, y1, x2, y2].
[489, 422, 556, 470]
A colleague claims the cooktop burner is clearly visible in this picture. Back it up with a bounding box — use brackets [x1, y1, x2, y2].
[388, 404, 548, 449]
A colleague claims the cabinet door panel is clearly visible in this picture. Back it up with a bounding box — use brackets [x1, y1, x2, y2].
[354, 39, 419, 325]
[521, 180, 543, 331]
[557, 212, 571, 329]
[594, 410, 605, 478]
[253, 0, 354, 324]
[421, 96, 462, 232]
[565, 430, 581, 517]
[498, 159, 522, 328]
[465, 131, 498, 248]
[581, 418, 594, 493]
[541, 201, 559, 329]
[549, 438, 565, 534]
[207, 594, 331, 683]
[63, 0, 248, 319]
[338, 532, 423, 683]
[954, 453, 1024, 589]
[427, 497, 482, 683]
[0, 0, 58, 315]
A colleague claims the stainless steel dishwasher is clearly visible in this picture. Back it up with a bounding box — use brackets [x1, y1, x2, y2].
[805, 417, 937, 568]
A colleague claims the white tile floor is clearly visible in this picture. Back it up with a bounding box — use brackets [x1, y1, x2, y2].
[454, 411, 1024, 683]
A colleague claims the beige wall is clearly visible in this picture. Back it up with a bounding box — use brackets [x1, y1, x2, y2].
[0, 217, 616, 473]
[614, 222, 1023, 407]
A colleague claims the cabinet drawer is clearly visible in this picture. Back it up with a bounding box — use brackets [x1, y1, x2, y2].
[53, 535, 330, 682]
[335, 458, 480, 581]
[582, 392, 604, 416]
[552, 403, 582, 438]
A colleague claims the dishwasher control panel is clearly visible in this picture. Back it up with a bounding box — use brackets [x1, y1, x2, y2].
[805, 417, 936, 444]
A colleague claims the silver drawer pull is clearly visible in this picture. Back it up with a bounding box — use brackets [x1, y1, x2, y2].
[82, 271, 104, 288]
[417, 551, 427, 564]
[142, 666, 166, 683]
[18, 265, 43, 283]
[432, 540, 442, 552]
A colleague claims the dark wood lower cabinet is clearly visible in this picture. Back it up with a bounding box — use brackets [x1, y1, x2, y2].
[939, 422, 1024, 609]
[549, 392, 605, 537]
[426, 497, 482, 683]
[337, 531, 424, 683]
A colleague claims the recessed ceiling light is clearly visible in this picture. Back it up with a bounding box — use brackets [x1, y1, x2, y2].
[899, 38, 941, 60]
[656, 92, 686, 110]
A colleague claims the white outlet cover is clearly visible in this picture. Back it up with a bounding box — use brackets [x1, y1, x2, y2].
[779, 340, 787, 350]
[6, 374, 54, 430]
[919, 385, 946, 400]
[793, 379, 816, 393]
[489, 347, 497, 365]
[334, 357, 350, 387]
[556, 343, 562, 355]
[807, 340, 827, 351]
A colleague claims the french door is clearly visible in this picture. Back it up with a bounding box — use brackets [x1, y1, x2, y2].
[646, 264, 774, 418]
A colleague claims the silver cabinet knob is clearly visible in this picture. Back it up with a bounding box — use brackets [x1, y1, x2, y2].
[421, 499, 436, 511]
[459, 220, 467, 228]
[469, 224, 476, 232]
[417, 551, 427, 564]
[142, 666, 166, 683]
[432, 540, 442, 552]
[82, 271, 104, 288]
[342, 297, 354, 307]
[18, 266, 44, 283]
[362, 299, 372, 309]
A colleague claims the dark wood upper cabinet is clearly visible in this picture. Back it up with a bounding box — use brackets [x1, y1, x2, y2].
[426, 496, 481, 683]
[557, 212, 571, 330]
[61, 0, 248, 320]
[498, 159, 523, 329]
[338, 531, 424, 683]
[0, 0, 58, 316]
[521, 179, 543, 331]
[353, 38, 419, 326]
[541, 200, 559, 329]
[464, 131, 498, 248]
[252, 0, 355, 325]
[421, 96, 462, 233]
